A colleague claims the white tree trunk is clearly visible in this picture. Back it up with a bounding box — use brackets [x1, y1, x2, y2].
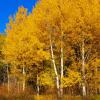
[7, 65, 10, 93]
[60, 38, 63, 96]
[82, 39, 86, 96]
[17, 81, 19, 93]
[22, 66, 25, 92]
[3, 67, 5, 86]
[50, 36, 60, 95]
[37, 74, 40, 96]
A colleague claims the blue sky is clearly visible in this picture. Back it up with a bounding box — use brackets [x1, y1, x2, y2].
[0, 0, 37, 33]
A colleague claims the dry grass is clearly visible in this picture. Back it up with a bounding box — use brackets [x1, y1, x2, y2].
[0, 85, 100, 100]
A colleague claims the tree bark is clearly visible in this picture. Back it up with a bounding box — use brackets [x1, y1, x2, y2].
[37, 74, 40, 96]
[17, 81, 19, 93]
[82, 39, 86, 96]
[22, 66, 25, 92]
[60, 32, 64, 96]
[50, 35, 60, 95]
[7, 65, 10, 93]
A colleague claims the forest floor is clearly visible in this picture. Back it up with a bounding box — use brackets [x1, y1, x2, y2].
[0, 94, 100, 100]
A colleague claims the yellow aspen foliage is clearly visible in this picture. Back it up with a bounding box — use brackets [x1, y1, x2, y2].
[39, 69, 55, 87]
[62, 69, 81, 87]
[31, 0, 100, 91]
[3, 6, 50, 73]
[2, 0, 100, 95]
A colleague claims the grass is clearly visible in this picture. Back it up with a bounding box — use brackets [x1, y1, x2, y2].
[34, 95, 100, 100]
[0, 94, 100, 100]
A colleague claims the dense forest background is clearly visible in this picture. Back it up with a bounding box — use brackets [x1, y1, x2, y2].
[0, 0, 100, 99]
